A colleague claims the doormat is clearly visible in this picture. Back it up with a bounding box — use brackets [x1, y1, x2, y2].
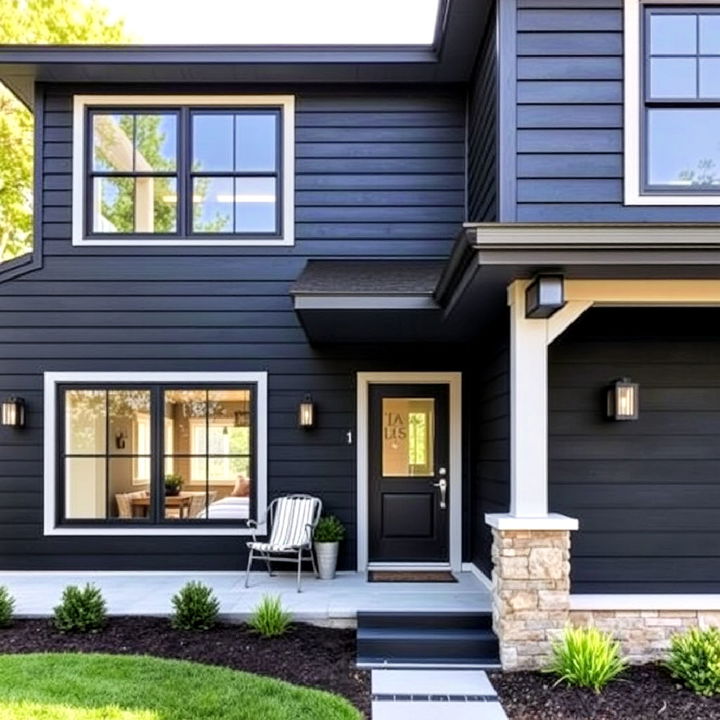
[368, 571, 457, 583]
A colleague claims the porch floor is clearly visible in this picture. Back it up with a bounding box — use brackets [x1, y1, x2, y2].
[0, 571, 491, 622]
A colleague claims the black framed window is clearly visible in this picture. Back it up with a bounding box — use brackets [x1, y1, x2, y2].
[59, 383, 256, 526]
[644, 7, 720, 191]
[87, 106, 282, 238]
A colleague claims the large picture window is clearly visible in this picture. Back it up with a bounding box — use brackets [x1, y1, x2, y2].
[72, 96, 295, 245]
[44, 373, 268, 536]
[625, 2, 720, 204]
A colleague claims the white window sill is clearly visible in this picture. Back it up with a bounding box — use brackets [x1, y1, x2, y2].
[72, 237, 293, 247]
[44, 524, 266, 537]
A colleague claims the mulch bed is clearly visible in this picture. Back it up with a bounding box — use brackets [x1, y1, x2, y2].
[0, 617, 370, 718]
[491, 665, 720, 720]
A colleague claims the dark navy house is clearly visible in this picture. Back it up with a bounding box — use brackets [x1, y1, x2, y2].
[2, 0, 720, 669]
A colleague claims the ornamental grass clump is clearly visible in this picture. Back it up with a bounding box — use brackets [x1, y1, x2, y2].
[53, 583, 107, 633]
[248, 594, 292, 637]
[666, 626, 720, 696]
[171, 581, 220, 631]
[545, 625, 627, 693]
[0, 586, 15, 628]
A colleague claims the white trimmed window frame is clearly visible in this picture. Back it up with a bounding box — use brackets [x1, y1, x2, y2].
[625, 0, 720, 205]
[72, 95, 295, 246]
[43, 371, 268, 536]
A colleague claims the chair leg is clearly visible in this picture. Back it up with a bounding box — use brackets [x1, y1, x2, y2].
[244, 548, 254, 589]
[310, 546, 319, 578]
[263, 554, 274, 577]
[296, 548, 303, 593]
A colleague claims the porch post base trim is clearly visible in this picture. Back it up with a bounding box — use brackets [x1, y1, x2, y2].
[485, 513, 578, 531]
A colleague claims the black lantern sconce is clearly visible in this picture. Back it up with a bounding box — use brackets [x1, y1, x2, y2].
[525, 275, 566, 318]
[607, 378, 639, 421]
[1, 397, 25, 429]
[298, 395, 315, 429]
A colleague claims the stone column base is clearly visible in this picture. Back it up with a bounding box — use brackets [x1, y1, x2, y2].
[491, 527, 572, 671]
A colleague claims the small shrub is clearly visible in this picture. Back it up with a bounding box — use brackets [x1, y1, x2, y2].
[666, 626, 720, 697]
[545, 625, 627, 693]
[248, 594, 292, 637]
[53, 583, 107, 633]
[314, 515, 346, 543]
[171, 581, 220, 631]
[0, 586, 15, 628]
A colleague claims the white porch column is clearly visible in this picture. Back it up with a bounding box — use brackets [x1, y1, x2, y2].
[508, 280, 549, 517]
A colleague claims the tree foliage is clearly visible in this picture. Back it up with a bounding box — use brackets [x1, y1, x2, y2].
[0, 0, 128, 262]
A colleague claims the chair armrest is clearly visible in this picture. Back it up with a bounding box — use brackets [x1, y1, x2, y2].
[246, 518, 260, 544]
[303, 522, 315, 547]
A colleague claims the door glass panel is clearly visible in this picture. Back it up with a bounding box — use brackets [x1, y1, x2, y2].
[381, 398, 435, 477]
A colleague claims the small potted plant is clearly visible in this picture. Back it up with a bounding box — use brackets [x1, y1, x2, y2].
[164, 473, 183, 497]
[313, 515, 345, 580]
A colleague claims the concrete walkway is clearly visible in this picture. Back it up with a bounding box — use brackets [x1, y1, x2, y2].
[0, 570, 491, 621]
[371, 669, 508, 719]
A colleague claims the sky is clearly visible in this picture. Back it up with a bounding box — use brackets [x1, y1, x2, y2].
[101, 0, 441, 45]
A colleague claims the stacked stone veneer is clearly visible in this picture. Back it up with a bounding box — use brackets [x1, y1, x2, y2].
[568, 610, 720, 665]
[491, 527, 720, 670]
[491, 528, 571, 670]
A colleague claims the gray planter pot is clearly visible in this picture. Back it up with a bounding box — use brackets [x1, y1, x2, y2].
[314, 541, 339, 580]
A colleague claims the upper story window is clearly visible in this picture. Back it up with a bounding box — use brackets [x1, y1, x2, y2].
[72, 96, 295, 245]
[625, 2, 720, 205]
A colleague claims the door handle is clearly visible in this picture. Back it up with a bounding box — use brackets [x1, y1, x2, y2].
[432, 478, 448, 510]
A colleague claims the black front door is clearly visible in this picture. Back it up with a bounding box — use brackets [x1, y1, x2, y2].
[368, 384, 449, 563]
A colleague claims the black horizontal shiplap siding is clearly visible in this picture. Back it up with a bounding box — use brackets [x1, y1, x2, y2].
[550, 308, 720, 593]
[470, 328, 510, 575]
[515, 0, 720, 221]
[0, 83, 466, 571]
[468, 2, 498, 222]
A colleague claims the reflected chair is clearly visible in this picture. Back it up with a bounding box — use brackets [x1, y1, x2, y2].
[115, 490, 149, 519]
[244, 494, 322, 592]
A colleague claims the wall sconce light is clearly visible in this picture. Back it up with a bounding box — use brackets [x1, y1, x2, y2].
[298, 395, 315, 429]
[607, 378, 639, 421]
[1, 397, 25, 428]
[525, 275, 566, 318]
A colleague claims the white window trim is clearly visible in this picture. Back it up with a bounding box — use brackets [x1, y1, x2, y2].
[43, 371, 268, 536]
[624, 0, 720, 205]
[72, 94, 295, 245]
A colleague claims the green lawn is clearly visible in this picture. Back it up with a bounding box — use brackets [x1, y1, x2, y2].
[0, 654, 361, 720]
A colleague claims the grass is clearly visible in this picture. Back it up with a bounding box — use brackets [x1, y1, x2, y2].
[0, 653, 361, 720]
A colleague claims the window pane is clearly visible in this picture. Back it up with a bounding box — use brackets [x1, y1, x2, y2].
[110, 458, 150, 519]
[650, 58, 697, 98]
[235, 177, 277, 233]
[381, 398, 435, 477]
[65, 390, 106, 454]
[235, 113, 277, 171]
[192, 177, 234, 233]
[108, 390, 151, 456]
[700, 15, 720, 54]
[209, 389, 252, 454]
[648, 109, 720, 187]
[650, 14, 697, 55]
[93, 177, 135, 233]
[65, 457, 106, 519]
[134, 114, 177, 172]
[135, 176, 177, 233]
[92, 114, 134, 172]
[192, 114, 233, 171]
[700, 58, 720, 98]
[164, 390, 207, 455]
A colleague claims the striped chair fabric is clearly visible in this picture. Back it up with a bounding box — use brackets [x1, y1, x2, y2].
[248, 496, 319, 552]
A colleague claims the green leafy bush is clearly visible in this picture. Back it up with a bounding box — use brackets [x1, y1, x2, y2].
[666, 626, 720, 696]
[545, 625, 627, 693]
[248, 595, 292, 637]
[0, 586, 15, 628]
[314, 515, 345, 543]
[53, 584, 107, 633]
[171, 581, 220, 631]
